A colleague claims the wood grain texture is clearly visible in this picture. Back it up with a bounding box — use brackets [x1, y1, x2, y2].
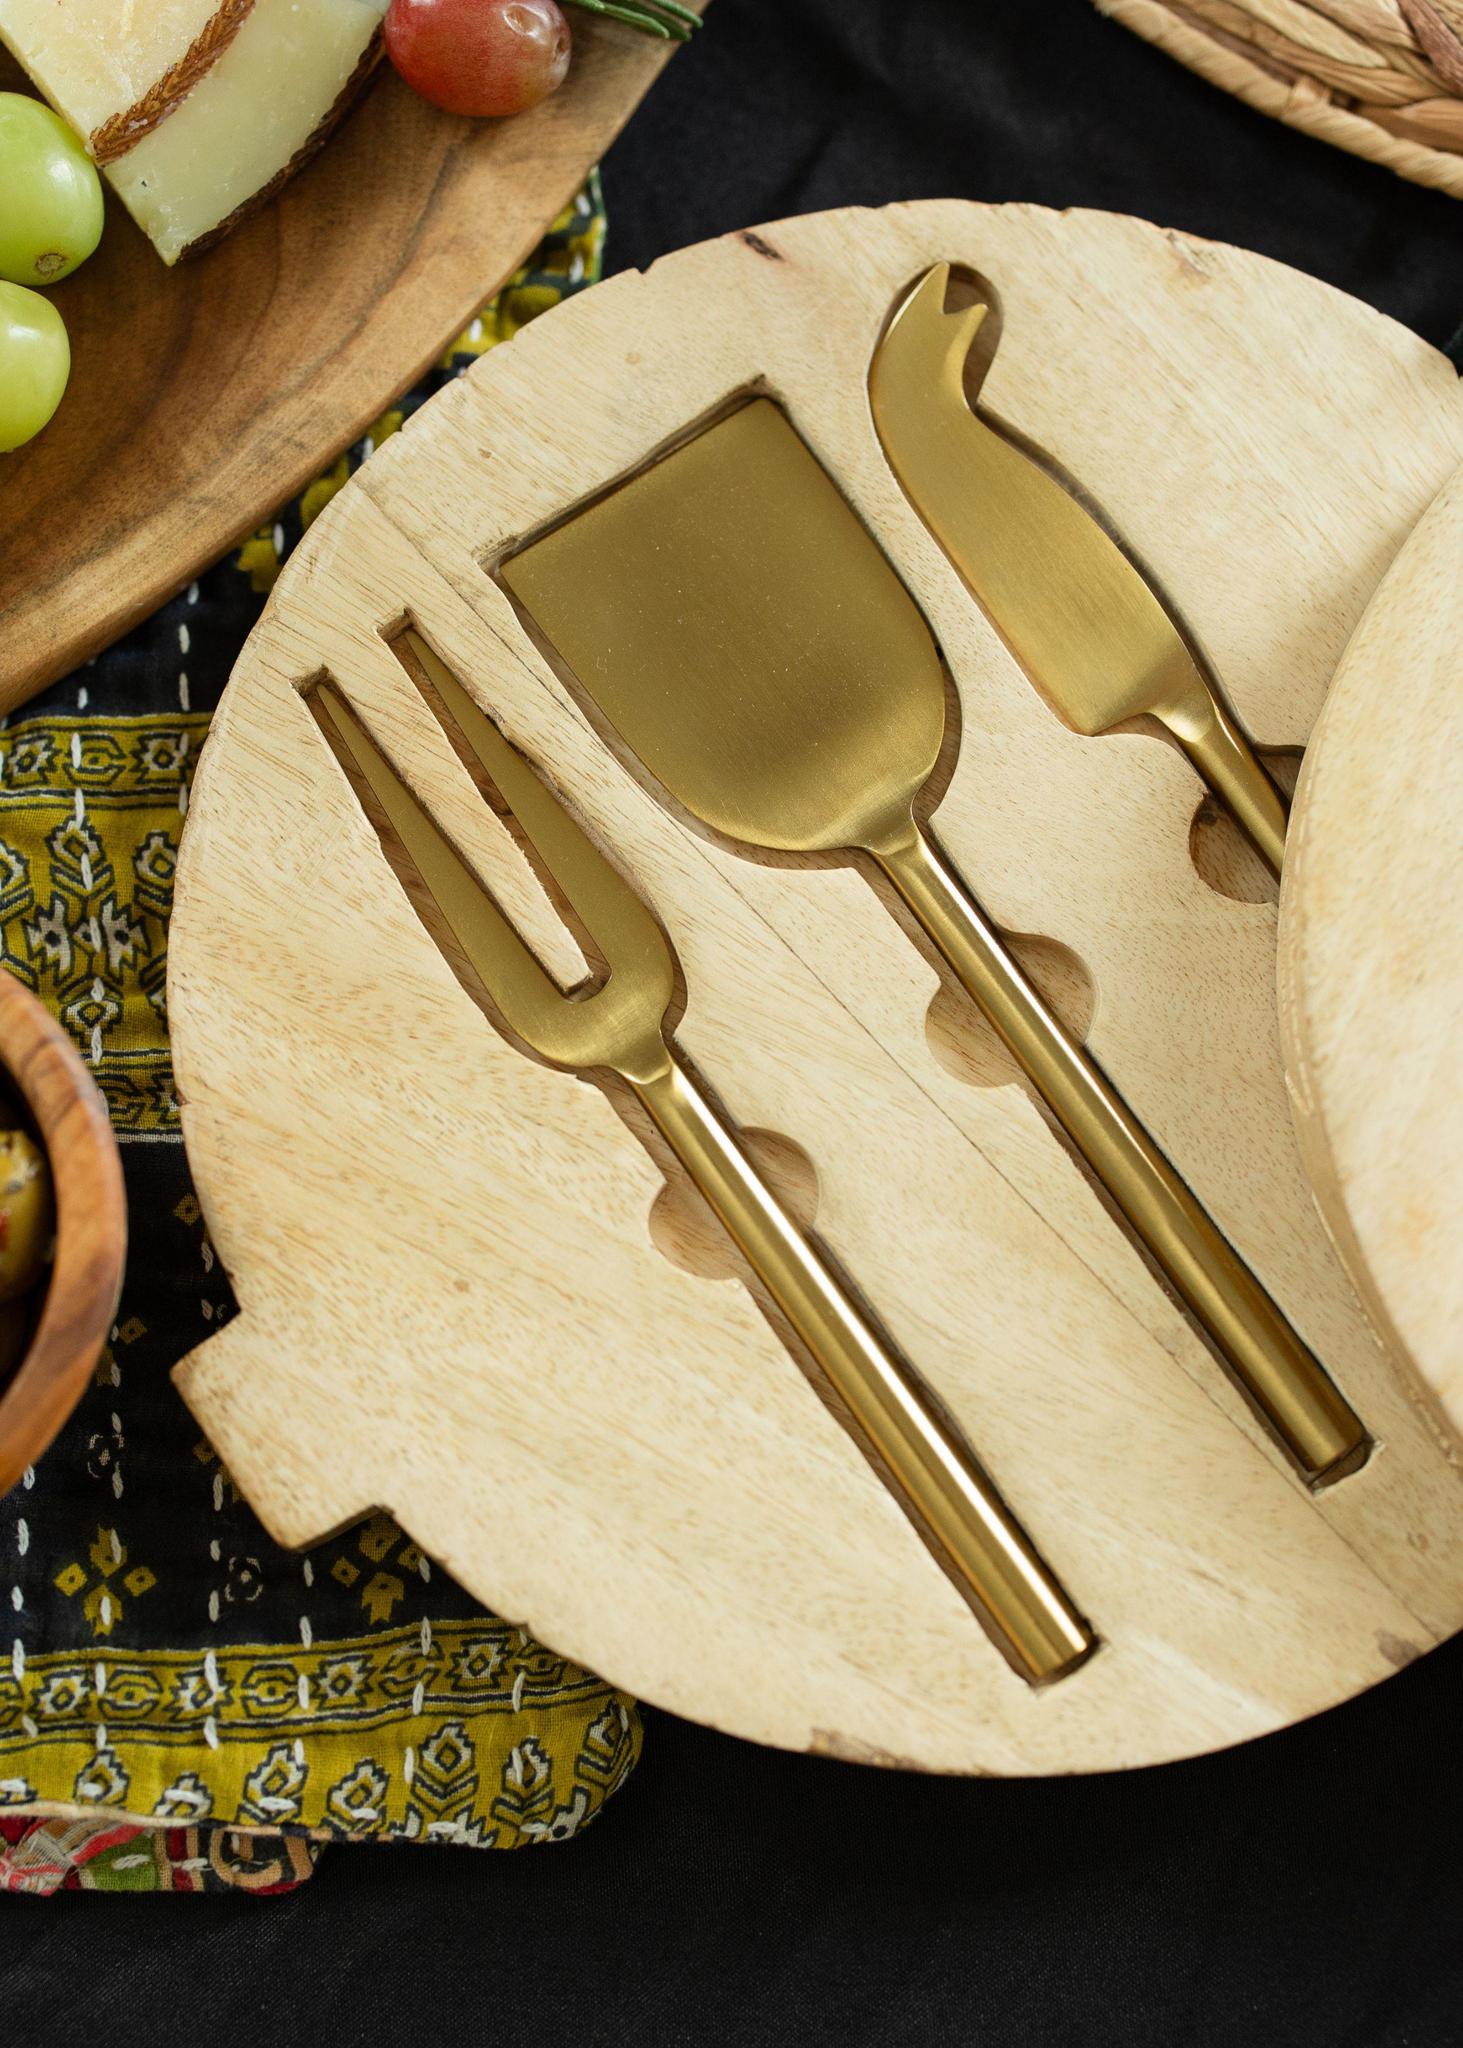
[0, 11, 701, 711]
[1280, 463, 1463, 1441]
[0, 972, 126, 1499]
[168, 202, 1463, 1774]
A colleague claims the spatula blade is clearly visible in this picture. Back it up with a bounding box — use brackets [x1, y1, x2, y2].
[500, 399, 947, 859]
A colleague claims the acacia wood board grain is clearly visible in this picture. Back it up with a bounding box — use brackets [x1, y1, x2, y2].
[1280, 465, 1463, 1444]
[0, 14, 700, 711]
[168, 202, 1463, 1774]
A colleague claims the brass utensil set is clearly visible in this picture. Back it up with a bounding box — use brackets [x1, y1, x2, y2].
[313, 263, 1369, 1689]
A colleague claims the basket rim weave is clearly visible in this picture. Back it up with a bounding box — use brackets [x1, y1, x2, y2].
[1096, 0, 1463, 202]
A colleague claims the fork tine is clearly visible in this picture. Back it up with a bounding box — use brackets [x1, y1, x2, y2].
[315, 683, 565, 1031]
[316, 648, 676, 1075]
[404, 632, 667, 976]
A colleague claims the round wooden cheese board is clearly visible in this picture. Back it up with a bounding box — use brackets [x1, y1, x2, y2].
[168, 201, 1463, 1774]
[1280, 464, 1463, 1444]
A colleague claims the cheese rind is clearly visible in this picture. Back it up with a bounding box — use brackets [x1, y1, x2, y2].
[0, 0, 387, 264]
[0, 1, 232, 142]
[104, 0, 386, 261]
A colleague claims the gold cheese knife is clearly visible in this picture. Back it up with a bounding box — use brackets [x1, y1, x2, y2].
[869, 263, 1288, 877]
[314, 634, 1096, 1687]
[498, 399, 1368, 1488]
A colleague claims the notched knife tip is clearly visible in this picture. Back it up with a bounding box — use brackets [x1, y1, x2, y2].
[884, 262, 989, 380]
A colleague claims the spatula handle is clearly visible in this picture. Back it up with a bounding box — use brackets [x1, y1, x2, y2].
[875, 824, 1368, 1486]
[631, 1049, 1094, 1686]
[1172, 691, 1289, 879]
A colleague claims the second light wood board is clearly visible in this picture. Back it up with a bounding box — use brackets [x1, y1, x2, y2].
[1281, 465, 1463, 1445]
[169, 202, 1463, 1774]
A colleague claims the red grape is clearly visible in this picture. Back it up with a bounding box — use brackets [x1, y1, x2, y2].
[386, 0, 572, 117]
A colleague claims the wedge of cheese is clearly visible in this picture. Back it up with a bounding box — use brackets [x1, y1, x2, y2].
[0, 0, 388, 263]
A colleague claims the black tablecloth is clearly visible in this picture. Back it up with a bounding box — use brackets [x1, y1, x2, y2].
[7, 1, 1462, 2040]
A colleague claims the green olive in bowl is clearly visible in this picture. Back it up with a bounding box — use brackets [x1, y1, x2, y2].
[0, 1127, 52, 1302]
[0, 974, 125, 1495]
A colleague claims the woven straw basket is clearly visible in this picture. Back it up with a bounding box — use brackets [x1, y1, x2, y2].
[1095, 0, 1463, 199]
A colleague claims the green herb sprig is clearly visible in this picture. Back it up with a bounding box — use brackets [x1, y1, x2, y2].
[563, 0, 700, 39]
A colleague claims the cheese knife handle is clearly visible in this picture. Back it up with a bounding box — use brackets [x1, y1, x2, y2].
[630, 1046, 1095, 1685]
[1169, 688, 1289, 879]
[874, 821, 1367, 1486]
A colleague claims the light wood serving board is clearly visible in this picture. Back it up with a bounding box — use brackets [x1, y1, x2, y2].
[0, 13, 700, 712]
[1281, 466, 1463, 1445]
[168, 203, 1463, 1775]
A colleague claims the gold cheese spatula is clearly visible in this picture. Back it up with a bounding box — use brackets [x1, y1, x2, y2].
[498, 399, 1368, 1488]
[870, 264, 1288, 876]
[315, 634, 1095, 1687]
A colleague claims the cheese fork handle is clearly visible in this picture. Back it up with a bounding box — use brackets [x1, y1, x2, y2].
[873, 822, 1368, 1486]
[630, 1047, 1094, 1686]
[1170, 689, 1288, 879]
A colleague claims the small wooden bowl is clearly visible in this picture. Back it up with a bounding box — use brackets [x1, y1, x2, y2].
[0, 973, 125, 1498]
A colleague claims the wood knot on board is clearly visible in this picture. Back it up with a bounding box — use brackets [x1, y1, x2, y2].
[1163, 229, 1216, 281]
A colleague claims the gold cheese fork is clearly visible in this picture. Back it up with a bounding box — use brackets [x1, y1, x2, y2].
[498, 398, 1368, 1488]
[313, 633, 1095, 1687]
[870, 264, 1288, 876]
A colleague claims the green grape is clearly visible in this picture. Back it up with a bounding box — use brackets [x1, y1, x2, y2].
[0, 283, 70, 452]
[0, 92, 103, 288]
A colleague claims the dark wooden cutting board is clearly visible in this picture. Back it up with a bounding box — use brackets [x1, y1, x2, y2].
[0, 14, 699, 710]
